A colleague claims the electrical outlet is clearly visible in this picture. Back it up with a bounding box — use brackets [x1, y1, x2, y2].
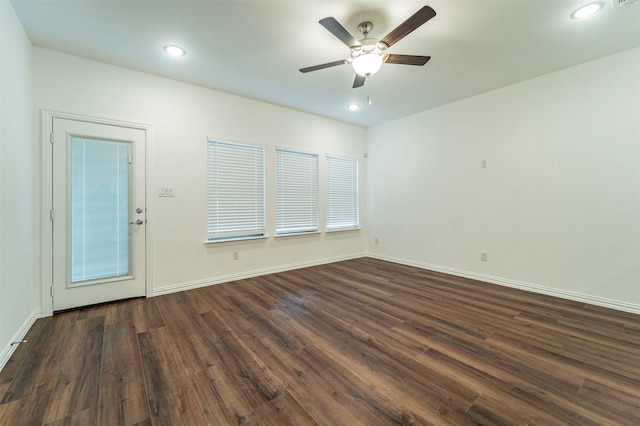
[233, 251, 239, 260]
[374, 238, 379, 245]
[480, 160, 487, 169]
[480, 252, 488, 262]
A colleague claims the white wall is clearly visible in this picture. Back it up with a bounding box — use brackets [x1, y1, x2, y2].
[34, 48, 367, 296]
[0, 1, 38, 369]
[367, 47, 640, 313]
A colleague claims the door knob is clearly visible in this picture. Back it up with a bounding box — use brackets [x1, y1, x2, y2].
[129, 219, 144, 225]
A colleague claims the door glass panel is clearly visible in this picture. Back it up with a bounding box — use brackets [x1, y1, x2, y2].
[70, 137, 131, 284]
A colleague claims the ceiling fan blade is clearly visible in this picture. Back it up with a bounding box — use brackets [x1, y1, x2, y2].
[385, 54, 431, 66]
[319, 17, 361, 48]
[353, 74, 366, 88]
[380, 6, 436, 48]
[300, 60, 348, 73]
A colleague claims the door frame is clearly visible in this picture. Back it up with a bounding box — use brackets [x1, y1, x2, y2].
[41, 110, 153, 316]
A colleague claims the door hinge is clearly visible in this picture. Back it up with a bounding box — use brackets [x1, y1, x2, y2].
[50, 286, 53, 297]
[50, 133, 54, 144]
[128, 154, 132, 164]
[50, 209, 54, 221]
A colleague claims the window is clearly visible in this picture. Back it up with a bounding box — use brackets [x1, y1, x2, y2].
[207, 140, 265, 241]
[276, 148, 318, 235]
[326, 156, 359, 230]
[71, 137, 130, 282]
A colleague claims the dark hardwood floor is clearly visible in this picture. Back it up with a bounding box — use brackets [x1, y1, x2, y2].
[1, 257, 639, 425]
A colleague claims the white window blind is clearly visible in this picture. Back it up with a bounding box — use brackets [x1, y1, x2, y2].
[71, 137, 130, 283]
[207, 140, 265, 241]
[326, 156, 359, 230]
[276, 148, 318, 235]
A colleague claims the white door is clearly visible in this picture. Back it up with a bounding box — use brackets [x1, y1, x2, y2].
[52, 118, 146, 311]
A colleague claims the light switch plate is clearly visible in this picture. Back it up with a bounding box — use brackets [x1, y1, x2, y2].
[158, 186, 175, 197]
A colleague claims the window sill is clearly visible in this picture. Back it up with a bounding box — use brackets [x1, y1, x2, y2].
[205, 235, 269, 246]
[326, 227, 361, 233]
[275, 230, 322, 239]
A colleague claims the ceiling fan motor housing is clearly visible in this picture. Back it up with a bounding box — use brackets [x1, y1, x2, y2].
[351, 21, 389, 60]
[351, 38, 388, 59]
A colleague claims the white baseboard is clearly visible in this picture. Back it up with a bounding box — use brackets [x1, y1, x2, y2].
[0, 309, 42, 372]
[152, 253, 367, 296]
[367, 253, 640, 316]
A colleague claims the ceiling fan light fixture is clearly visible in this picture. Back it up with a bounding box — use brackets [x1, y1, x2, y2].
[352, 53, 383, 77]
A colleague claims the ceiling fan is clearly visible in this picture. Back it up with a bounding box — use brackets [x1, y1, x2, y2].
[300, 6, 436, 88]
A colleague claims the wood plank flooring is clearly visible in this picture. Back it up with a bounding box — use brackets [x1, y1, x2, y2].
[1, 257, 639, 425]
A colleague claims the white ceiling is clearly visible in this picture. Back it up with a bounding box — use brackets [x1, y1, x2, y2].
[11, 0, 640, 127]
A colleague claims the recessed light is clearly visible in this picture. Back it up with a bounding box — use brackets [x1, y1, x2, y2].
[571, 2, 603, 19]
[164, 44, 186, 57]
[347, 103, 360, 111]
